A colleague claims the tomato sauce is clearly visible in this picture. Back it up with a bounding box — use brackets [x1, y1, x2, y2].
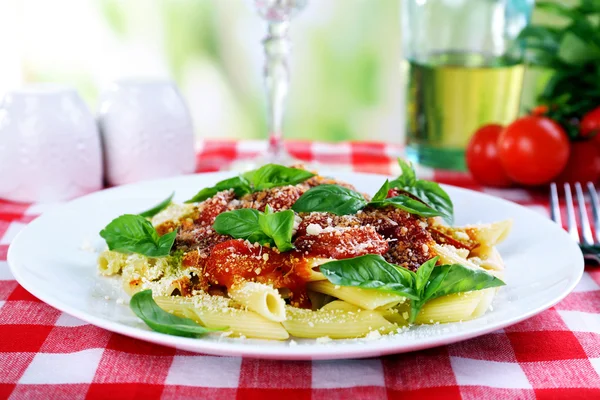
[204, 239, 314, 308]
[294, 226, 388, 259]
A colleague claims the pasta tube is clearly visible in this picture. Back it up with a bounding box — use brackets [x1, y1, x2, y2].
[282, 305, 396, 339]
[414, 291, 486, 324]
[463, 219, 512, 247]
[155, 296, 289, 340]
[97, 250, 127, 276]
[308, 280, 407, 310]
[228, 281, 286, 322]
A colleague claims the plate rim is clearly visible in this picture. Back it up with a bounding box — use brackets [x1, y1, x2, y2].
[7, 171, 585, 360]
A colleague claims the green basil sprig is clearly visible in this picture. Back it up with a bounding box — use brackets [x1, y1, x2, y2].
[213, 205, 295, 251]
[100, 214, 176, 257]
[292, 184, 368, 216]
[319, 255, 505, 322]
[185, 164, 315, 203]
[248, 164, 315, 191]
[185, 176, 253, 204]
[368, 180, 446, 219]
[389, 159, 454, 223]
[130, 290, 224, 337]
[292, 182, 445, 219]
[139, 192, 175, 218]
[318, 254, 419, 300]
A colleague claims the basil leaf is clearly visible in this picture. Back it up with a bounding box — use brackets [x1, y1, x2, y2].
[130, 290, 224, 337]
[139, 192, 175, 218]
[258, 206, 295, 252]
[388, 158, 454, 224]
[251, 164, 315, 191]
[318, 254, 505, 324]
[371, 180, 390, 202]
[409, 264, 505, 323]
[558, 31, 600, 66]
[424, 264, 505, 301]
[415, 256, 438, 294]
[212, 207, 295, 250]
[369, 195, 445, 218]
[185, 176, 252, 203]
[292, 184, 367, 215]
[319, 255, 419, 300]
[213, 209, 262, 238]
[185, 164, 313, 203]
[405, 181, 454, 224]
[390, 158, 416, 187]
[99, 214, 176, 257]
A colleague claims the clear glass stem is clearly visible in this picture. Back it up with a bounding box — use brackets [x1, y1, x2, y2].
[263, 20, 291, 159]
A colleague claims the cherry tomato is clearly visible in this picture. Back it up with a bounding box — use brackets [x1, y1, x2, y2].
[581, 106, 600, 143]
[530, 105, 549, 116]
[498, 116, 570, 186]
[556, 141, 600, 184]
[466, 124, 512, 187]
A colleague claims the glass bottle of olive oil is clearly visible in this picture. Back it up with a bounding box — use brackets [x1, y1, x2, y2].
[400, 0, 533, 171]
[405, 52, 525, 171]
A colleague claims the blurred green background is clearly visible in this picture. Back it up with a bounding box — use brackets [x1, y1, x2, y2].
[0, 0, 562, 143]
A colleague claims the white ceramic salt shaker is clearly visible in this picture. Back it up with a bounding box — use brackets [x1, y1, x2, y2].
[98, 79, 196, 186]
[0, 84, 103, 203]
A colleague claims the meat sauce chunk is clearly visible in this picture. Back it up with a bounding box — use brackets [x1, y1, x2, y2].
[239, 185, 307, 212]
[295, 212, 360, 237]
[174, 190, 234, 258]
[358, 207, 435, 271]
[294, 226, 388, 259]
[195, 190, 236, 226]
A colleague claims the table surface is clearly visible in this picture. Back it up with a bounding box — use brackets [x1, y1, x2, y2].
[1, 140, 599, 400]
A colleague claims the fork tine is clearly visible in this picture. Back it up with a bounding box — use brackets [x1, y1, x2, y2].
[550, 183, 562, 226]
[564, 183, 580, 243]
[587, 182, 600, 244]
[575, 182, 594, 245]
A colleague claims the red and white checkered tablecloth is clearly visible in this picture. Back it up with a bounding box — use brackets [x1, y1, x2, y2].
[1, 140, 599, 400]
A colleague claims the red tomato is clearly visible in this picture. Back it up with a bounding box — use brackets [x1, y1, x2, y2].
[498, 116, 570, 185]
[556, 141, 600, 184]
[581, 106, 600, 143]
[466, 124, 512, 187]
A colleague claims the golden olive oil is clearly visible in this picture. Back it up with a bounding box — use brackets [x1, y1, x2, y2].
[405, 52, 525, 171]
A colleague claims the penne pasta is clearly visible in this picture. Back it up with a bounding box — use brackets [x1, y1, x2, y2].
[97, 250, 127, 276]
[228, 281, 286, 322]
[305, 258, 332, 282]
[308, 280, 407, 310]
[155, 295, 290, 340]
[414, 291, 486, 324]
[433, 244, 481, 270]
[469, 245, 505, 271]
[469, 288, 498, 319]
[282, 305, 397, 339]
[463, 219, 512, 247]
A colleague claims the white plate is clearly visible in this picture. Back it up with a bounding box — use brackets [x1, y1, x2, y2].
[8, 171, 584, 360]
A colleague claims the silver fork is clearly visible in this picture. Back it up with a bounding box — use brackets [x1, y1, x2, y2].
[550, 182, 600, 263]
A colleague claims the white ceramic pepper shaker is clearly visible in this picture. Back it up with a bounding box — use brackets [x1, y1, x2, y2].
[0, 84, 103, 203]
[98, 79, 196, 186]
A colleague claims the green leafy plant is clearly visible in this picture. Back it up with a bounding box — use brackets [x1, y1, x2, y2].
[99, 214, 177, 257]
[292, 184, 368, 216]
[388, 159, 454, 223]
[319, 255, 505, 323]
[518, 0, 600, 137]
[139, 192, 175, 218]
[130, 290, 224, 337]
[185, 164, 314, 203]
[213, 205, 295, 251]
[293, 158, 453, 222]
